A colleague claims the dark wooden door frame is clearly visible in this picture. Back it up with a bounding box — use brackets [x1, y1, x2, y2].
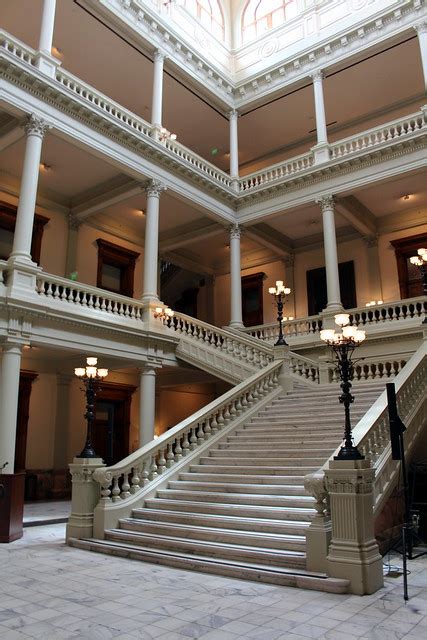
[391, 233, 427, 299]
[14, 371, 38, 472]
[93, 381, 136, 464]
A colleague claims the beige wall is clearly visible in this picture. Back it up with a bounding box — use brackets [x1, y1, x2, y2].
[156, 383, 217, 437]
[25, 373, 57, 469]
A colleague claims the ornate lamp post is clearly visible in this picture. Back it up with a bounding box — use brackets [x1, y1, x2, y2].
[410, 248, 427, 323]
[74, 357, 108, 459]
[320, 314, 366, 460]
[269, 281, 291, 346]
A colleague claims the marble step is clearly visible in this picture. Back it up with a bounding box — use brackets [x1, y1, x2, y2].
[155, 489, 313, 508]
[144, 498, 315, 521]
[168, 480, 306, 495]
[217, 444, 335, 455]
[208, 451, 328, 463]
[131, 507, 310, 535]
[69, 537, 350, 593]
[250, 412, 366, 423]
[178, 472, 305, 485]
[105, 528, 307, 568]
[225, 435, 340, 445]
[189, 464, 315, 475]
[199, 456, 323, 466]
[118, 518, 306, 550]
[234, 427, 344, 436]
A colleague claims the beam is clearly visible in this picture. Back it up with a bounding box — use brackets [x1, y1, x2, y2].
[159, 220, 224, 252]
[162, 250, 215, 277]
[0, 124, 25, 153]
[245, 222, 293, 257]
[335, 195, 377, 237]
[71, 176, 144, 221]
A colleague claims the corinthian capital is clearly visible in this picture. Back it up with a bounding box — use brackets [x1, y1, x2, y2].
[229, 223, 241, 240]
[153, 49, 166, 64]
[414, 21, 427, 35]
[22, 113, 51, 138]
[311, 69, 324, 82]
[229, 110, 239, 120]
[315, 195, 335, 211]
[145, 180, 167, 198]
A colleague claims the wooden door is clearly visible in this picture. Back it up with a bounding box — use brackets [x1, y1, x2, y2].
[14, 371, 38, 472]
[242, 272, 265, 326]
[92, 382, 136, 466]
[307, 261, 357, 315]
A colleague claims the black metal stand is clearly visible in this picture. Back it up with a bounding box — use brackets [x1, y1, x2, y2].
[331, 341, 364, 461]
[274, 293, 287, 346]
[76, 376, 100, 459]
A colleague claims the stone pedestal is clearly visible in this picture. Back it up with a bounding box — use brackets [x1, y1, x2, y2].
[304, 471, 331, 572]
[66, 457, 105, 541]
[325, 459, 384, 595]
[273, 344, 293, 393]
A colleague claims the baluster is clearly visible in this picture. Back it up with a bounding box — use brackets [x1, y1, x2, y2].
[235, 396, 243, 415]
[130, 467, 141, 493]
[142, 458, 150, 486]
[223, 404, 231, 425]
[149, 454, 158, 480]
[46, 282, 53, 297]
[210, 413, 219, 433]
[204, 417, 212, 439]
[182, 430, 190, 456]
[217, 408, 225, 429]
[99, 476, 112, 503]
[165, 443, 175, 467]
[189, 427, 198, 450]
[111, 476, 121, 502]
[157, 448, 167, 474]
[229, 402, 237, 421]
[121, 473, 131, 499]
[240, 393, 248, 412]
[174, 437, 183, 461]
[196, 422, 205, 445]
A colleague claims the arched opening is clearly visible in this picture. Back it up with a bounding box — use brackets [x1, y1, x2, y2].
[242, 0, 298, 42]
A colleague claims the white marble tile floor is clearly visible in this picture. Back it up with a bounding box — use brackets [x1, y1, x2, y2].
[0, 524, 426, 640]
[23, 501, 71, 526]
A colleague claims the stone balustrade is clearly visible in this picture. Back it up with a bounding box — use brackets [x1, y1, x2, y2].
[239, 152, 314, 192]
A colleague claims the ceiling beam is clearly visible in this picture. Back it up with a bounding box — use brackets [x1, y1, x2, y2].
[245, 222, 293, 257]
[162, 250, 215, 277]
[159, 221, 224, 252]
[335, 195, 377, 237]
[71, 177, 144, 221]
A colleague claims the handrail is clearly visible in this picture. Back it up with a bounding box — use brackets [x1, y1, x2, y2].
[93, 360, 283, 503]
[239, 150, 314, 192]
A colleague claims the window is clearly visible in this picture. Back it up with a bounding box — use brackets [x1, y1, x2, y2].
[391, 234, 427, 299]
[182, 0, 224, 40]
[96, 239, 140, 298]
[242, 0, 298, 42]
[0, 201, 49, 264]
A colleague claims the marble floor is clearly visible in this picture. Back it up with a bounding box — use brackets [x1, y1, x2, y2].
[0, 524, 427, 640]
[24, 501, 71, 526]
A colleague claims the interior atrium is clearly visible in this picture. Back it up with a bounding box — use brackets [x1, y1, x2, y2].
[0, 0, 427, 614]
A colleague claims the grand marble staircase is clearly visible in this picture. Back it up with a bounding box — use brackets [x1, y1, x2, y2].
[73, 380, 385, 590]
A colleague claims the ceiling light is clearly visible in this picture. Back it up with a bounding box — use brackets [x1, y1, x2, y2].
[51, 46, 63, 59]
[39, 163, 52, 172]
[402, 194, 412, 200]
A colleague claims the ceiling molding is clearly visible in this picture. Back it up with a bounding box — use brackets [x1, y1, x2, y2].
[336, 195, 377, 237]
[245, 222, 293, 257]
[0, 173, 70, 215]
[162, 250, 216, 277]
[159, 220, 224, 252]
[0, 123, 24, 153]
[71, 176, 144, 221]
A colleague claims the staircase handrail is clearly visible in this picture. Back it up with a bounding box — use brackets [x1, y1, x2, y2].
[309, 342, 427, 515]
[92, 359, 283, 504]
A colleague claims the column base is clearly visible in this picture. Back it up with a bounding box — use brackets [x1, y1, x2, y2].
[34, 51, 61, 78]
[5, 257, 42, 299]
[66, 457, 105, 541]
[228, 321, 245, 330]
[141, 298, 163, 325]
[0, 473, 25, 543]
[312, 142, 331, 164]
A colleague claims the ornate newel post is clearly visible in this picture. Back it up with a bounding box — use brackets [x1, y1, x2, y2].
[325, 459, 384, 595]
[66, 458, 105, 541]
[304, 471, 331, 573]
[273, 343, 293, 393]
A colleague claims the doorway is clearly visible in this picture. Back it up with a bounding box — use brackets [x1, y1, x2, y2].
[306, 261, 357, 315]
[92, 382, 136, 466]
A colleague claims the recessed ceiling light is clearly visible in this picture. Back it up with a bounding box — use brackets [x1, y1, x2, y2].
[51, 46, 63, 59]
[39, 163, 52, 171]
[402, 194, 412, 200]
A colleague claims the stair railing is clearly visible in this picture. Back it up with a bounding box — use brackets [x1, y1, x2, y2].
[91, 359, 284, 535]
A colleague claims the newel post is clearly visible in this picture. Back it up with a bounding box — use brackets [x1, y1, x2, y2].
[325, 459, 384, 595]
[66, 457, 105, 541]
[304, 471, 331, 572]
[273, 344, 293, 393]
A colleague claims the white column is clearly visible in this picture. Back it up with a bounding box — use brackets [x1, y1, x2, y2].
[229, 224, 244, 329]
[0, 343, 23, 473]
[229, 110, 239, 180]
[9, 114, 50, 265]
[311, 70, 330, 163]
[38, 0, 57, 52]
[142, 181, 166, 308]
[139, 367, 156, 446]
[415, 22, 427, 93]
[151, 50, 165, 139]
[317, 195, 343, 312]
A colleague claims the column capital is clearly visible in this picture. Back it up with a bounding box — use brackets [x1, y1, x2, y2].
[144, 179, 167, 198]
[283, 254, 295, 268]
[68, 212, 81, 231]
[22, 113, 51, 138]
[229, 223, 241, 240]
[229, 109, 239, 120]
[153, 49, 166, 63]
[363, 234, 379, 248]
[311, 69, 324, 82]
[414, 21, 427, 34]
[316, 194, 335, 211]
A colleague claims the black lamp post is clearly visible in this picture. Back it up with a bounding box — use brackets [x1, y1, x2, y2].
[410, 248, 427, 323]
[269, 281, 292, 346]
[320, 314, 366, 461]
[74, 357, 108, 458]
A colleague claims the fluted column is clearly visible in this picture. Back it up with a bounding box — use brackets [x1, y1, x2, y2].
[0, 343, 23, 473]
[229, 224, 244, 329]
[415, 22, 427, 93]
[229, 110, 239, 180]
[35, 0, 59, 76]
[151, 50, 165, 140]
[311, 70, 330, 163]
[9, 114, 50, 265]
[139, 367, 156, 446]
[317, 195, 343, 311]
[142, 180, 166, 310]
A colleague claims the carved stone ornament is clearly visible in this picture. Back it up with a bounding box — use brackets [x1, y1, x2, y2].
[310, 69, 324, 82]
[70, 466, 97, 484]
[304, 471, 327, 514]
[364, 234, 378, 248]
[414, 21, 427, 34]
[229, 110, 239, 121]
[229, 223, 241, 240]
[93, 468, 112, 486]
[316, 194, 335, 211]
[22, 113, 51, 138]
[145, 180, 167, 198]
[153, 49, 166, 63]
[68, 212, 80, 231]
